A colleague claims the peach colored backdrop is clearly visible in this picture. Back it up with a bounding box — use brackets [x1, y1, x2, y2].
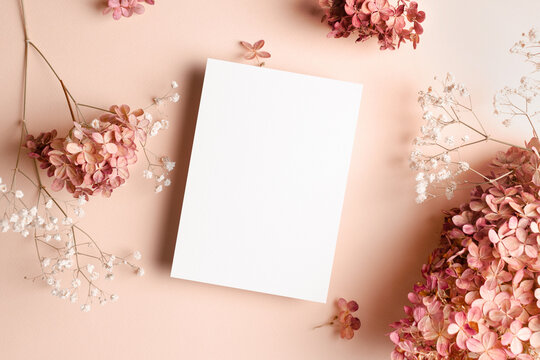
[1, 1, 539, 359]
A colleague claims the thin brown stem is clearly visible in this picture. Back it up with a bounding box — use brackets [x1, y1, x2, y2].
[10, 34, 30, 190]
[77, 103, 113, 113]
[60, 80, 76, 123]
[73, 225, 104, 257]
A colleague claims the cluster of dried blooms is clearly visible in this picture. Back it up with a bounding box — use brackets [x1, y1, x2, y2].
[315, 298, 361, 339]
[410, 29, 539, 204]
[2, 0, 178, 311]
[390, 30, 540, 359]
[25, 88, 178, 199]
[319, 0, 425, 50]
[103, 0, 155, 20]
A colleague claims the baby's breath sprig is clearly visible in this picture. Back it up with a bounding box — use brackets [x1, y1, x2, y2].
[410, 29, 539, 203]
[0, 0, 177, 311]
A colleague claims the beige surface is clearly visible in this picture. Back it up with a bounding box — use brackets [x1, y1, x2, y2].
[0, 1, 539, 359]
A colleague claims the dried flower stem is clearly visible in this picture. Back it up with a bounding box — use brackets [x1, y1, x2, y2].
[5, 0, 146, 311]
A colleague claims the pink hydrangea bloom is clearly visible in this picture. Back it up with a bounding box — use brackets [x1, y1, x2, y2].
[25, 105, 149, 199]
[389, 140, 540, 359]
[103, 0, 155, 20]
[319, 0, 425, 50]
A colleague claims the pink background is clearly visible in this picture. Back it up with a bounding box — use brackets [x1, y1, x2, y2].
[1, 1, 539, 359]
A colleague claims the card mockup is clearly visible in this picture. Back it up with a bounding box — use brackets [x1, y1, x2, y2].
[170, 58, 363, 303]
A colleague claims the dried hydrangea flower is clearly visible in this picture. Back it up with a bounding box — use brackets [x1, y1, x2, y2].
[315, 297, 361, 339]
[320, 0, 425, 50]
[103, 0, 155, 20]
[240, 40, 271, 67]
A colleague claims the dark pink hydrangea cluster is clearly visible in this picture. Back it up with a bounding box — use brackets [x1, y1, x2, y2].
[390, 139, 540, 360]
[25, 105, 148, 199]
[319, 0, 425, 50]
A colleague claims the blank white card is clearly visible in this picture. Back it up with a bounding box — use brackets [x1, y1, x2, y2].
[170, 59, 363, 303]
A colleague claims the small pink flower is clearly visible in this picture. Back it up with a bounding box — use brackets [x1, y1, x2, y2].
[361, 0, 394, 24]
[337, 298, 361, 339]
[405, 2, 425, 35]
[529, 316, 540, 349]
[103, 0, 153, 20]
[240, 40, 271, 66]
[501, 320, 531, 355]
[447, 308, 481, 349]
[422, 318, 451, 356]
[466, 331, 506, 360]
[344, 0, 369, 28]
[468, 242, 492, 269]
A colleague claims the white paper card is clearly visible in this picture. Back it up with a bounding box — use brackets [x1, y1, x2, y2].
[170, 59, 363, 303]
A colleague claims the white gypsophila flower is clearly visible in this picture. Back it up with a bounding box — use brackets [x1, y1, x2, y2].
[154, 97, 164, 106]
[1, 220, 9, 233]
[81, 304, 91, 312]
[458, 162, 470, 172]
[74, 207, 85, 217]
[441, 153, 451, 164]
[72, 278, 81, 288]
[45, 199, 53, 209]
[15, 190, 23, 199]
[155, 185, 163, 194]
[0, 184, 7, 193]
[91, 119, 100, 130]
[156, 175, 165, 183]
[44, 234, 51, 242]
[133, 251, 142, 260]
[110, 294, 119, 302]
[100, 298, 107, 306]
[136, 267, 145, 277]
[164, 179, 171, 187]
[415, 193, 427, 204]
[53, 234, 61, 241]
[62, 217, 73, 225]
[160, 119, 169, 130]
[90, 288, 99, 297]
[171, 81, 178, 89]
[9, 213, 19, 223]
[416, 181, 427, 195]
[170, 93, 180, 103]
[150, 122, 162, 137]
[41, 258, 51, 267]
[70, 293, 78, 303]
[162, 158, 175, 172]
[437, 168, 451, 181]
[86, 264, 95, 274]
[105, 273, 114, 281]
[445, 181, 457, 200]
[59, 289, 70, 299]
[90, 272, 99, 281]
[144, 112, 153, 121]
[143, 170, 153, 179]
[29, 206, 37, 217]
